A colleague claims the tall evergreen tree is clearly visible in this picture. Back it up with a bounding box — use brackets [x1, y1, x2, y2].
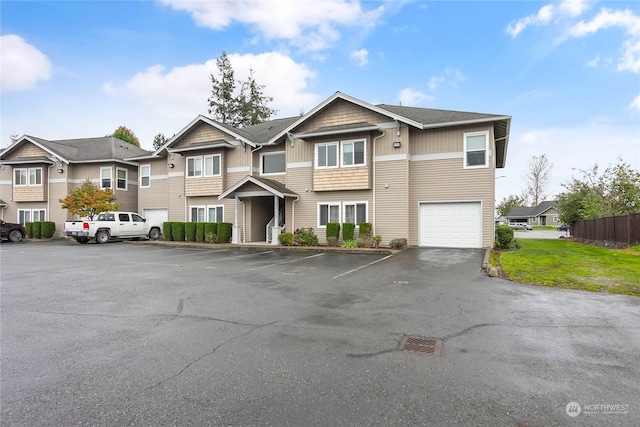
[207, 51, 239, 125]
[237, 68, 276, 127]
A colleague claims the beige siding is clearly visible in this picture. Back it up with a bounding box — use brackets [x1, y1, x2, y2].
[292, 99, 389, 134]
[173, 123, 231, 149]
[373, 160, 410, 246]
[4, 144, 49, 160]
[225, 146, 251, 170]
[313, 167, 369, 191]
[168, 172, 186, 222]
[185, 176, 224, 196]
[409, 124, 494, 156]
[138, 157, 169, 212]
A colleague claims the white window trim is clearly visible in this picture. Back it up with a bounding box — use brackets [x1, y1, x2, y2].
[116, 167, 128, 191]
[207, 205, 224, 222]
[260, 151, 286, 176]
[553, 216, 559, 223]
[186, 156, 202, 178]
[189, 205, 206, 222]
[14, 167, 42, 186]
[463, 131, 489, 169]
[140, 164, 151, 188]
[17, 209, 46, 225]
[204, 154, 222, 177]
[341, 139, 367, 168]
[342, 201, 368, 225]
[100, 167, 112, 189]
[317, 202, 341, 228]
[315, 142, 339, 169]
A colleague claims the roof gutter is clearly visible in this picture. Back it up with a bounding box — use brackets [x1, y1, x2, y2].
[291, 125, 381, 139]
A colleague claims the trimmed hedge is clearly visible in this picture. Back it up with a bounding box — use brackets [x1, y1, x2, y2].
[41, 221, 56, 238]
[25, 222, 33, 238]
[185, 222, 197, 242]
[218, 222, 232, 243]
[279, 231, 293, 246]
[205, 222, 218, 243]
[326, 222, 340, 239]
[171, 222, 186, 242]
[495, 225, 515, 249]
[342, 222, 355, 241]
[32, 222, 42, 239]
[196, 223, 205, 243]
[163, 222, 173, 241]
[359, 222, 372, 237]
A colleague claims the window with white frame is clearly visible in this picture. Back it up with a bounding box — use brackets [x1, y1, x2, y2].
[140, 164, 150, 188]
[553, 216, 559, 223]
[14, 167, 42, 186]
[32, 209, 46, 221]
[316, 143, 338, 169]
[341, 139, 366, 167]
[116, 168, 127, 190]
[17, 209, 45, 225]
[187, 156, 202, 178]
[261, 152, 286, 175]
[343, 202, 367, 225]
[100, 167, 112, 189]
[207, 205, 224, 223]
[190, 206, 206, 222]
[464, 131, 488, 168]
[318, 202, 340, 227]
[204, 154, 221, 177]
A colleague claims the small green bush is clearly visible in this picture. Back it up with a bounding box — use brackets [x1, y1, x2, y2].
[41, 221, 55, 238]
[185, 222, 197, 241]
[196, 223, 205, 242]
[495, 225, 515, 249]
[327, 236, 338, 247]
[204, 223, 217, 243]
[389, 237, 408, 249]
[341, 239, 358, 248]
[294, 227, 318, 246]
[373, 235, 382, 248]
[25, 222, 33, 238]
[279, 231, 293, 246]
[359, 222, 372, 237]
[32, 222, 42, 239]
[163, 222, 173, 241]
[326, 222, 340, 239]
[218, 222, 232, 243]
[172, 222, 186, 242]
[343, 223, 355, 241]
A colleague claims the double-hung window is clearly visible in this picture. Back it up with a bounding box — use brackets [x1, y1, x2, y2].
[17, 209, 45, 225]
[14, 168, 42, 186]
[204, 154, 221, 177]
[14, 169, 27, 186]
[100, 167, 112, 189]
[116, 168, 127, 190]
[342, 140, 365, 167]
[140, 164, 150, 188]
[29, 168, 42, 185]
[318, 203, 340, 227]
[187, 156, 202, 178]
[261, 152, 286, 175]
[316, 143, 338, 169]
[207, 206, 224, 223]
[190, 206, 206, 222]
[464, 132, 488, 168]
[343, 202, 367, 224]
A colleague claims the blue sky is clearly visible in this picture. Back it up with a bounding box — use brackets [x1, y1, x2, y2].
[1, 0, 639, 203]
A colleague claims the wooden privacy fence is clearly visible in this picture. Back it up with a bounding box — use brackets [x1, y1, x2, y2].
[571, 213, 640, 247]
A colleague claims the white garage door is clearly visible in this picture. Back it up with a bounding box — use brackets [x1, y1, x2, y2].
[143, 208, 168, 227]
[419, 202, 482, 248]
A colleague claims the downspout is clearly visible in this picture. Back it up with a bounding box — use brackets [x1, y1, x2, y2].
[372, 129, 386, 235]
[251, 145, 263, 176]
[291, 195, 300, 233]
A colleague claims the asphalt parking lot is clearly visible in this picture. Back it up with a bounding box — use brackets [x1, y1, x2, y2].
[1, 240, 638, 426]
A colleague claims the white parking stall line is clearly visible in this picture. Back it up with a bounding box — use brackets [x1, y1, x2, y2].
[332, 254, 394, 279]
[247, 252, 325, 271]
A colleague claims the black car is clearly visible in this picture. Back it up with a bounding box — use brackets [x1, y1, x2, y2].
[557, 224, 570, 232]
[1, 220, 26, 242]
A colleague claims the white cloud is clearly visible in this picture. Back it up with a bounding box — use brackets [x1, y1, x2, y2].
[559, 0, 589, 17]
[506, 4, 555, 37]
[118, 51, 319, 120]
[427, 68, 467, 91]
[0, 34, 51, 93]
[350, 49, 368, 67]
[630, 94, 640, 112]
[397, 88, 433, 106]
[159, 0, 385, 51]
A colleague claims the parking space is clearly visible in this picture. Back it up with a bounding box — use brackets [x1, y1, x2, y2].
[1, 241, 638, 426]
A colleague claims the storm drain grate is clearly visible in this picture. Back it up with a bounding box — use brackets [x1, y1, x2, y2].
[399, 336, 442, 356]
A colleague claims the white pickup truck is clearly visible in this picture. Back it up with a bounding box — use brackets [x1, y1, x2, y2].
[64, 211, 162, 244]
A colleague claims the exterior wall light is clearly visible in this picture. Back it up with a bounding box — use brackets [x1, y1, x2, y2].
[168, 163, 175, 168]
[393, 141, 401, 148]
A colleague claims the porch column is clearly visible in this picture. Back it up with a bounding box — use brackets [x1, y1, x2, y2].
[271, 195, 280, 245]
[232, 194, 241, 244]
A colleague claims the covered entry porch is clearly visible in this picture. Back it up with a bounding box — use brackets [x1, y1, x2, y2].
[219, 176, 298, 245]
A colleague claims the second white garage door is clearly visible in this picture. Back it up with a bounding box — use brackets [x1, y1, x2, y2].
[419, 202, 482, 248]
[143, 208, 168, 227]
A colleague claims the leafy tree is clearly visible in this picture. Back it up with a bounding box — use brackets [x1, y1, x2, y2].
[207, 51, 276, 127]
[523, 154, 552, 206]
[59, 179, 121, 219]
[153, 133, 169, 150]
[111, 126, 140, 147]
[556, 159, 640, 224]
[496, 194, 526, 217]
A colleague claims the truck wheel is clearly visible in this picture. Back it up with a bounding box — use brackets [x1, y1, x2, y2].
[95, 230, 110, 244]
[8, 230, 23, 242]
[148, 228, 160, 241]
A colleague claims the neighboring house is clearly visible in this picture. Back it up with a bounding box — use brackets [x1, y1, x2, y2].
[0, 136, 150, 237]
[128, 92, 511, 248]
[505, 200, 561, 227]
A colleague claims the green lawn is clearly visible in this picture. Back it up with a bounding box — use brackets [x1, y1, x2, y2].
[495, 239, 640, 296]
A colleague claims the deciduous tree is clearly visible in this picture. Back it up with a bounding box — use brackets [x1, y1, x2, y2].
[496, 194, 526, 217]
[111, 125, 140, 147]
[59, 179, 121, 219]
[523, 154, 552, 206]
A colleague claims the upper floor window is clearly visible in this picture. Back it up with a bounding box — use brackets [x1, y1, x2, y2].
[140, 164, 150, 188]
[261, 152, 286, 175]
[100, 167, 112, 189]
[342, 140, 365, 167]
[117, 168, 127, 190]
[464, 132, 488, 168]
[187, 156, 202, 178]
[14, 167, 42, 186]
[204, 154, 221, 177]
[316, 143, 338, 169]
